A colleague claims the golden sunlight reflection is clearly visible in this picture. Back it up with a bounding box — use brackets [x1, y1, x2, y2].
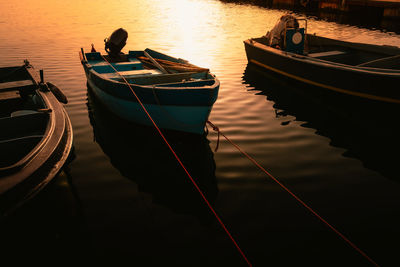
[149, 0, 221, 67]
[172, 1, 200, 55]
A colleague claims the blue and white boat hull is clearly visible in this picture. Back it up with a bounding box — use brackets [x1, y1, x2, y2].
[87, 79, 214, 134]
[80, 48, 219, 135]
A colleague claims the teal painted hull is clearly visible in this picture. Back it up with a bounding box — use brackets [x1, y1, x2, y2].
[88, 79, 213, 134]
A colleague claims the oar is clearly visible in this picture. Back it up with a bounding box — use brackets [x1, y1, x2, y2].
[138, 56, 209, 73]
[47, 82, 68, 104]
[143, 51, 169, 74]
[357, 54, 400, 67]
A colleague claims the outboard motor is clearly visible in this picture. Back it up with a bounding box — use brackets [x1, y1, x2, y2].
[104, 28, 128, 57]
[265, 14, 304, 54]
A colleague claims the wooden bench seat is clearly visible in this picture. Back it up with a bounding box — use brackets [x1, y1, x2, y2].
[0, 91, 20, 101]
[308, 50, 347, 58]
[122, 71, 207, 86]
[0, 80, 35, 92]
[104, 69, 162, 79]
[155, 79, 215, 88]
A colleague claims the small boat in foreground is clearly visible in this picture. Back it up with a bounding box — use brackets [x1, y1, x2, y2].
[244, 15, 400, 104]
[0, 62, 73, 216]
[79, 29, 219, 135]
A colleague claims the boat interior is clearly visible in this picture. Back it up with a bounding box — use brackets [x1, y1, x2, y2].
[0, 67, 48, 169]
[84, 49, 216, 87]
[306, 34, 400, 69]
[254, 35, 400, 70]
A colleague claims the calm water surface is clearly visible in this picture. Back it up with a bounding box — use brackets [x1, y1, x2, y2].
[1, 0, 400, 266]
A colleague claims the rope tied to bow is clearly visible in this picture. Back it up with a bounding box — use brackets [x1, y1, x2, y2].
[206, 120, 220, 152]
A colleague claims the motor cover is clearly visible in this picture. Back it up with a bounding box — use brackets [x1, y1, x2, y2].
[104, 28, 128, 57]
[265, 15, 299, 49]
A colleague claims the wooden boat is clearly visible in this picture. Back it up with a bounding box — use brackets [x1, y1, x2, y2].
[0, 62, 73, 216]
[79, 48, 220, 135]
[244, 15, 400, 104]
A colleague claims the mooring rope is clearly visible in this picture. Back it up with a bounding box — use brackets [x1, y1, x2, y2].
[206, 120, 379, 267]
[98, 55, 252, 267]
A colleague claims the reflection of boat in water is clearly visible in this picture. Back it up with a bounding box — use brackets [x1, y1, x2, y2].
[243, 63, 400, 180]
[86, 85, 218, 222]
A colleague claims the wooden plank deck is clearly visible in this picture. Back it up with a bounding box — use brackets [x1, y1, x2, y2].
[0, 80, 34, 91]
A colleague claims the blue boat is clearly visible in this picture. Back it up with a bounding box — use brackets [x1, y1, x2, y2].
[79, 47, 219, 135]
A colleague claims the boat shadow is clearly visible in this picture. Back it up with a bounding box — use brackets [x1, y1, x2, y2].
[243, 63, 400, 181]
[86, 85, 218, 224]
[0, 153, 91, 263]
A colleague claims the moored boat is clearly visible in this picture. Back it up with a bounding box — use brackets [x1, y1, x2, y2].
[0, 62, 73, 216]
[244, 15, 400, 104]
[79, 29, 219, 135]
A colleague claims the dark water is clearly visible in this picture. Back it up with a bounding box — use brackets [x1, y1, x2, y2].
[1, 0, 400, 266]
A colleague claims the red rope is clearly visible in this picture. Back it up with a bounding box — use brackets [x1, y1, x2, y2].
[206, 120, 379, 267]
[99, 56, 252, 267]
[208, 122, 220, 152]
